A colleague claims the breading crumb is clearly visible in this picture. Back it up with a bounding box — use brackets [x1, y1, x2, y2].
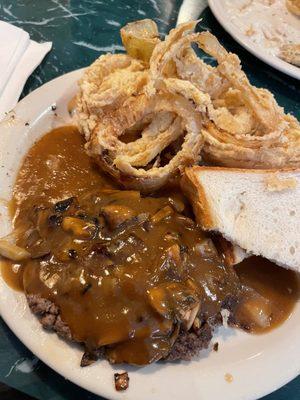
[225, 373, 233, 383]
[114, 372, 129, 391]
[213, 342, 219, 352]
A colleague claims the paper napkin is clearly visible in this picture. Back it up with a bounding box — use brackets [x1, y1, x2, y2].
[0, 20, 52, 120]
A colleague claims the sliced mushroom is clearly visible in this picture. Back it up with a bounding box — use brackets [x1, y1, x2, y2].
[101, 204, 136, 229]
[164, 231, 180, 241]
[0, 239, 30, 261]
[54, 197, 75, 213]
[148, 280, 200, 329]
[148, 285, 169, 317]
[24, 229, 50, 258]
[62, 217, 96, 238]
[179, 302, 200, 330]
[151, 205, 174, 224]
[29, 240, 51, 259]
[111, 213, 150, 236]
[160, 243, 185, 277]
[167, 196, 185, 213]
[166, 244, 181, 266]
[195, 238, 218, 258]
[236, 292, 273, 330]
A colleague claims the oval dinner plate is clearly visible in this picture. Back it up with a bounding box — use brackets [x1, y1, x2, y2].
[0, 70, 299, 400]
[208, 0, 300, 80]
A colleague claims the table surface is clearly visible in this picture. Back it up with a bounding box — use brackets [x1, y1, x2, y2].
[0, 0, 299, 399]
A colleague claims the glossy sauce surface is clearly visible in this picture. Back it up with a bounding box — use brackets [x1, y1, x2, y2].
[12, 125, 114, 217]
[2, 126, 299, 365]
[235, 257, 299, 333]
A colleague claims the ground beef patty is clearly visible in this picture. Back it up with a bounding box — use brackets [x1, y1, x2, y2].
[27, 293, 223, 364]
[27, 294, 72, 341]
[165, 323, 213, 361]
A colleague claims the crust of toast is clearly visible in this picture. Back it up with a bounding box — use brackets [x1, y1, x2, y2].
[181, 168, 216, 230]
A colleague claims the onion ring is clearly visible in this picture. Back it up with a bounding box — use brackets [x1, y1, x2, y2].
[77, 54, 148, 140]
[202, 117, 300, 169]
[149, 21, 229, 99]
[149, 22, 300, 168]
[85, 78, 205, 192]
[77, 20, 300, 188]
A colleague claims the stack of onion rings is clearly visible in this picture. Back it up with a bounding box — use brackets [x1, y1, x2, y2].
[76, 19, 300, 191]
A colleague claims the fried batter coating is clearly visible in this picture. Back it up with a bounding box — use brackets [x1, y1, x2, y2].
[76, 19, 300, 190]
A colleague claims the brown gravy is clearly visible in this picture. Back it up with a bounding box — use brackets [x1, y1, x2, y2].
[1, 260, 24, 292]
[1, 126, 299, 365]
[234, 257, 299, 333]
[12, 125, 114, 216]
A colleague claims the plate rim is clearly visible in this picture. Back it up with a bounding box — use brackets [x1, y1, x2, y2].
[208, 0, 300, 80]
[0, 69, 299, 400]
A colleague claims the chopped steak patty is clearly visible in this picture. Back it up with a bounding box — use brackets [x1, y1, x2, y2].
[26, 293, 224, 363]
[164, 323, 212, 361]
[27, 294, 72, 341]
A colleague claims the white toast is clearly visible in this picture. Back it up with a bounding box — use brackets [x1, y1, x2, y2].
[181, 167, 300, 271]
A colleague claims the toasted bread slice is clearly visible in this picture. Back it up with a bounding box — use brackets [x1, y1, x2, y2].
[181, 167, 300, 271]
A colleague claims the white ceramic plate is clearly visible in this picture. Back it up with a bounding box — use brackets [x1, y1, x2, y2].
[0, 70, 299, 400]
[208, 0, 300, 80]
